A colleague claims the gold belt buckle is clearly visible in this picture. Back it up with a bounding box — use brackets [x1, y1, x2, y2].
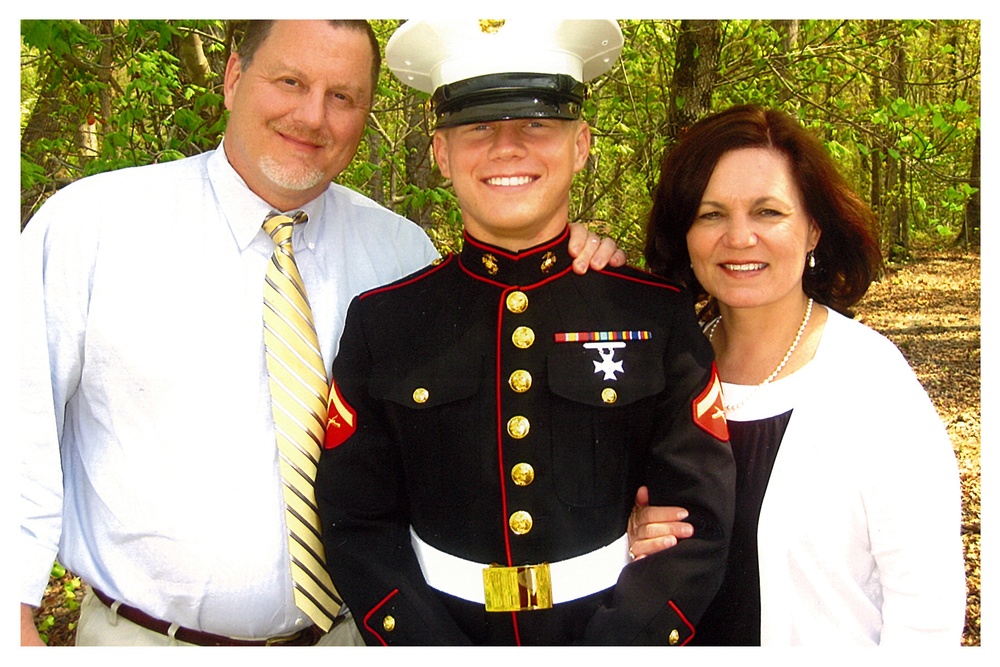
[482, 563, 553, 612]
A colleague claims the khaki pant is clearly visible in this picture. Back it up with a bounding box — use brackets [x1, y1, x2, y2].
[76, 589, 364, 646]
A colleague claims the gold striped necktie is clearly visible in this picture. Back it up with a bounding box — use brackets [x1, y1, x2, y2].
[262, 211, 342, 631]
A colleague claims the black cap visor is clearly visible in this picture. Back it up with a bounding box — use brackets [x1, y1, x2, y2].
[433, 72, 585, 129]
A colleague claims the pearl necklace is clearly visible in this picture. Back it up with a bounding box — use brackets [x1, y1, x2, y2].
[707, 298, 814, 412]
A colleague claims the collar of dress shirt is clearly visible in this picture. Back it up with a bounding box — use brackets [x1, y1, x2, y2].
[209, 140, 327, 253]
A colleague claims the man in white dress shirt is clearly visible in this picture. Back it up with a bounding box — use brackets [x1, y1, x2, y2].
[19, 19, 621, 647]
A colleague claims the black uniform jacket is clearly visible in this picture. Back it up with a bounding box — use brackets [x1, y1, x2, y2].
[316, 228, 735, 645]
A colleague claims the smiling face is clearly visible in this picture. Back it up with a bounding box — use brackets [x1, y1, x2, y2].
[433, 117, 590, 249]
[686, 147, 821, 313]
[222, 20, 374, 211]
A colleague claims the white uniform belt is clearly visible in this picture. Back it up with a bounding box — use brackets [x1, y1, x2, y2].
[410, 527, 630, 606]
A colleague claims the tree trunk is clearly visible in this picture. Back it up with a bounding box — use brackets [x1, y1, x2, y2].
[20, 68, 62, 159]
[893, 36, 908, 252]
[73, 20, 115, 169]
[402, 95, 434, 229]
[959, 128, 981, 247]
[884, 21, 909, 259]
[179, 30, 212, 88]
[667, 20, 721, 143]
[866, 20, 884, 247]
[772, 19, 799, 106]
[899, 158, 909, 250]
[366, 130, 384, 207]
[20, 62, 63, 227]
[885, 151, 900, 251]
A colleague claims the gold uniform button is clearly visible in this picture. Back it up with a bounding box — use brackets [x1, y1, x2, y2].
[508, 369, 532, 393]
[507, 415, 530, 439]
[668, 628, 680, 645]
[601, 387, 618, 404]
[511, 462, 535, 486]
[383, 615, 396, 632]
[412, 387, 429, 404]
[506, 291, 528, 313]
[509, 510, 533, 535]
[511, 326, 535, 349]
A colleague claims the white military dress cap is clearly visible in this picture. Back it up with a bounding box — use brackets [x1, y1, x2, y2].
[386, 19, 623, 128]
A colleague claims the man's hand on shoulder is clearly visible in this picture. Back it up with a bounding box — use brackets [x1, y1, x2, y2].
[567, 222, 627, 274]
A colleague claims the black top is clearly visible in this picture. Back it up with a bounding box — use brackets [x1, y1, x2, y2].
[692, 411, 792, 646]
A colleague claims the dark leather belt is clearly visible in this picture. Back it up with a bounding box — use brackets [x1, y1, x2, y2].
[91, 587, 330, 646]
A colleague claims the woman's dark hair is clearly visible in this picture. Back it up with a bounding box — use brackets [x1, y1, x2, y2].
[236, 20, 381, 105]
[644, 104, 882, 320]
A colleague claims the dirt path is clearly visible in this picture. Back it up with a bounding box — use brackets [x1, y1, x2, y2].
[31, 248, 982, 646]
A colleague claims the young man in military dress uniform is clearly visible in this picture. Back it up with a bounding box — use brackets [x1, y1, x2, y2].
[316, 19, 735, 646]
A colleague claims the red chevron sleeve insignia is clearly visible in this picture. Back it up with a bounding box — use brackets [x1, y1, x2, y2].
[692, 363, 729, 442]
[325, 378, 357, 449]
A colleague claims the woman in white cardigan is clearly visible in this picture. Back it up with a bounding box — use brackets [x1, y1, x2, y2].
[633, 104, 966, 645]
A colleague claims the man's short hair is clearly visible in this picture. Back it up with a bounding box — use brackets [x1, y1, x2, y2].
[236, 20, 381, 105]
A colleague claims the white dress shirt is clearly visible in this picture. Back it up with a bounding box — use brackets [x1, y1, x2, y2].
[19, 144, 438, 639]
[724, 308, 966, 645]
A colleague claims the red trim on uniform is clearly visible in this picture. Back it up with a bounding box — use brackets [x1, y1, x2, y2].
[524, 267, 573, 290]
[668, 599, 696, 645]
[490, 273, 573, 571]
[463, 227, 569, 260]
[359, 255, 453, 300]
[458, 260, 511, 288]
[471, 255, 574, 648]
[362, 589, 399, 646]
[510, 610, 523, 646]
[495, 290, 514, 568]
[457, 258, 573, 290]
[594, 267, 681, 292]
[496, 288, 523, 647]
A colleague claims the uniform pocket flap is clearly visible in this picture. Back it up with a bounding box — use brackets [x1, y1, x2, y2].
[371, 351, 485, 409]
[547, 342, 665, 408]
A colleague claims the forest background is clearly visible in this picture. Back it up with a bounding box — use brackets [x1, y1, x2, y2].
[19, 18, 982, 646]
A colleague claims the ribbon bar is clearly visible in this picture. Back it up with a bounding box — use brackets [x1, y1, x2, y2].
[554, 331, 651, 343]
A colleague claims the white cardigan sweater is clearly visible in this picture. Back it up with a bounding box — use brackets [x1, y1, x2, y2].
[723, 308, 966, 645]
